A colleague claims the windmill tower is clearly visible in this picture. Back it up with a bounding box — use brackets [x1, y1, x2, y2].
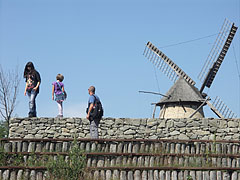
[143, 19, 238, 119]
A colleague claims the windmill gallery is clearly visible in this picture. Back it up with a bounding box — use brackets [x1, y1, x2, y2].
[142, 19, 238, 119]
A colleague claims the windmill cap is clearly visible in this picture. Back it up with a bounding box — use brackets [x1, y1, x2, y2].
[158, 77, 204, 105]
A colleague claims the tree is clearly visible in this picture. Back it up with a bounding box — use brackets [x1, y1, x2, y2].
[0, 65, 21, 137]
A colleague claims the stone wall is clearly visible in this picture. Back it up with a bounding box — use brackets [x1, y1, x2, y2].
[9, 117, 240, 140]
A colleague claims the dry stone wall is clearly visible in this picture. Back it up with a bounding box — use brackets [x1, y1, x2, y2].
[9, 117, 240, 140]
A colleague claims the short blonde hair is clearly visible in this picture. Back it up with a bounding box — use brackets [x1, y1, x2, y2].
[56, 74, 64, 82]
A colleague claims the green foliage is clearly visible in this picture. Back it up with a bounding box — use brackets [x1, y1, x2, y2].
[0, 120, 8, 138]
[0, 147, 7, 166]
[8, 153, 24, 166]
[187, 175, 193, 180]
[0, 140, 87, 180]
[0, 147, 24, 166]
[27, 152, 47, 167]
[47, 141, 86, 180]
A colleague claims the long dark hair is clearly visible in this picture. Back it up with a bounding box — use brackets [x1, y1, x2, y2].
[23, 62, 36, 78]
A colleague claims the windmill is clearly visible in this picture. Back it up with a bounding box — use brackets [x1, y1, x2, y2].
[142, 19, 238, 119]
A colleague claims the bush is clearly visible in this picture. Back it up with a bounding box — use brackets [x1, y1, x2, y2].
[0, 147, 7, 166]
[47, 141, 86, 180]
[0, 120, 8, 138]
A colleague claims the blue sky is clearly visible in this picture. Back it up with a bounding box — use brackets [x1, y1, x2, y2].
[0, 0, 239, 118]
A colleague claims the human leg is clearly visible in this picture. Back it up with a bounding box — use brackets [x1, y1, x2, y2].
[90, 118, 100, 139]
[57, 101, 63, 117]
[27, 90, 38, 117]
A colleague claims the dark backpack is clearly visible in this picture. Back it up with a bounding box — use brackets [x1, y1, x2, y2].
[88, 95, 104, 119]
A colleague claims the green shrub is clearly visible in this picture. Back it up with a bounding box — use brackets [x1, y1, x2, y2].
[0, 121, 8, 138]
[0, 147, 7, 166]
[47, 141, 86, 180]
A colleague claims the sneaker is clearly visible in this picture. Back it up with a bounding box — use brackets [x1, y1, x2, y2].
[28, 113, 34, 118]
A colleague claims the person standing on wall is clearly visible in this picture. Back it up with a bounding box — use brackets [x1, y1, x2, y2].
[86, 86, 103, 139]
[52, 74, 66, 118]
[24, 62, 41, 118]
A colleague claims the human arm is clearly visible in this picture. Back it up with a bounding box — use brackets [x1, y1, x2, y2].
[86, 103, 94, 120]
[24, 82, 28, 96]
[86, 95, 95, 120]
[52, 85, 55, 100]
[33, 81, 40, 91]
[33, 71, 41, 91]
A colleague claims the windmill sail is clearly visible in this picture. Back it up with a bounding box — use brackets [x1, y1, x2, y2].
[199, 19, 238, 93]
[143, 41, 196, 86]
[142, 19, 238, 119]
[210, 96, 237, 119]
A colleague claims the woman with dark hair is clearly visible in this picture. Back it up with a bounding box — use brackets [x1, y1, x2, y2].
[24, 62, 41, 117]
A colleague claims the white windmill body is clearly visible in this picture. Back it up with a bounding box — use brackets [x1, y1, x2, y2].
[157, 77, 205, 118]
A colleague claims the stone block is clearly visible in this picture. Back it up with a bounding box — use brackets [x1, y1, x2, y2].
[158, 120, 166, 128]
[147, 119, 158, 127]
[124, 129, 136, 135]
[132, 119, 141, 126]
[178, 134, 189, 140]
[228, 121, 239, 128]
[193, 130, 210, 135]
[115, 119, 123, 125]
[169, 131, 180, 136]
[25, 134, 35, 138]
[175, 122, 186, 128]
[209, 120, 219, 127]
[166, 120, 174, 128]
[141, 118, 147, 125]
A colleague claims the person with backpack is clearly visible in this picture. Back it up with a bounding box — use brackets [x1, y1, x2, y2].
[24, 62, 41, 117]
[86, 86, 103, 139]
[52, 74, 66, 118]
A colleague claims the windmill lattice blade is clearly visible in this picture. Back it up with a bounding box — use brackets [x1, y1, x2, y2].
[206, 101, 224, 119]
[198, 19, 230, 82]
[143, 41, 196, 86]
[210, 96, 237, 119]
[198, 19, 238, 92]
